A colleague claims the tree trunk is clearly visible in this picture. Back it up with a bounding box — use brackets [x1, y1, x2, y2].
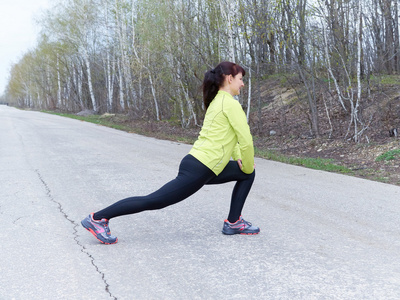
[83, 48, 97, 112]
[355, 0, 363, 142]
[298, 0, 307, 66]
[117, 57, 125, 111]
[381, 0, 394, 74]
[148, 71, 160, 121]
[57, 54, 62, 108]
[394, 0, 400, 72]
[246, 66, 252, 122]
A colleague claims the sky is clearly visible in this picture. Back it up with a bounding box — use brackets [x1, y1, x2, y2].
[0, 0, 50, 96]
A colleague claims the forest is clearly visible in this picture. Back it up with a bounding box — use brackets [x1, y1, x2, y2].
[3, 0, 400, 144]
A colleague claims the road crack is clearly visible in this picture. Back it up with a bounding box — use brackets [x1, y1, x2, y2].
[35, 169, 117, 300]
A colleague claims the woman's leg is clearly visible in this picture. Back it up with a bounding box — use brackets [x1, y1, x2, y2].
[93, 155, 215, 220]
[207, 161, 255, 223]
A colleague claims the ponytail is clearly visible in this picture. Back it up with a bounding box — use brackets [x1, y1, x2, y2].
[202, 61, 246, 109]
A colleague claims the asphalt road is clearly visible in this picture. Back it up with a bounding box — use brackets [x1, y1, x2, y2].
[1, 105, 400, 300]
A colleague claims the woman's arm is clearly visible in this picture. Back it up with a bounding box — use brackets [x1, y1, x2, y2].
[225, 100, 254, 174]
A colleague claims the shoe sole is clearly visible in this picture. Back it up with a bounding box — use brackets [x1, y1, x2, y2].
[81, 220, 118, 245]
[222, 229, 260, 235]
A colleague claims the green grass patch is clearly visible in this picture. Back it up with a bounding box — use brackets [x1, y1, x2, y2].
[255, 147, 351, 173]
[370, 75, 400, 85]
[43, 111, 197, 144]
[375, 149, 400, 161]
[263, 72, 297, 85]
[44, 111, 133, 132]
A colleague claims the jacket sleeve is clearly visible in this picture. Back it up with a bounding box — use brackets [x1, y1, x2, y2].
[231, 143, 241, 161]
[225, 100, 254, 174]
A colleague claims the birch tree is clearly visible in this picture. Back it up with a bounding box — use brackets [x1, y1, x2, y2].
[4, 0, 399, 144]
[41, 0, 100, 112]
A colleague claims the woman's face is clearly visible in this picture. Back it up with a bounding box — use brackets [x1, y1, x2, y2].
[230, 72, 245, 96]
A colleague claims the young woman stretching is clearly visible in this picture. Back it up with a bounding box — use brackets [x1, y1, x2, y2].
[81, 61, 260, 244]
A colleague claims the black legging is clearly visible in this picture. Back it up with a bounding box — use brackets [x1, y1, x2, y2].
[94, 154, 255, 223]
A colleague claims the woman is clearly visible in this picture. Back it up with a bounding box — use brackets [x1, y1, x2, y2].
[81, 61, 260, 244]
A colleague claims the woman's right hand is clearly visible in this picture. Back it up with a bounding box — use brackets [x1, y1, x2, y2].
[237, 159, 256, 170]
[237, 159, 243, 170]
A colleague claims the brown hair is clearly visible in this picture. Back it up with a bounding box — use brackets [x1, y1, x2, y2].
[202, 61, 245, 109]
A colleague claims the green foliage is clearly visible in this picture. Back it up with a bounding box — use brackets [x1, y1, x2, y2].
[254, 147, 351, 174]
[370, 75, 400, 85]
[376, 149, 400, 162]
[263, 73, 295, 85]
[5, 0, 400, 133]
[44, 112, 132, 131]
[44, 111, 198, 144]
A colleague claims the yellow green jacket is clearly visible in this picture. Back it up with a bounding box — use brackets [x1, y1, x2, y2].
[189, 90, 254, 175]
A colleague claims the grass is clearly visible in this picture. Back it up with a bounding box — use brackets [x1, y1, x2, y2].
[44, 111, 134, 132]
[254, 147, 352, 174]
[45, 111, 198, 144]
[370, 74, 400, 85]
[375, 149, 400, 161]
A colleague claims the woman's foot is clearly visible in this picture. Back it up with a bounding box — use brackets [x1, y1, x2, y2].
[222, 216, 260, 235]
[81, 213, 118, 244]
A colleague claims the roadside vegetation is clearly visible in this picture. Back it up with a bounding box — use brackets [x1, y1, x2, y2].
[3, 0, 399, 185]
[376, 149, 400, 162]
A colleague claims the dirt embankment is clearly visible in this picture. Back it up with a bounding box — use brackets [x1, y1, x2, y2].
[248, 77, 400, 185]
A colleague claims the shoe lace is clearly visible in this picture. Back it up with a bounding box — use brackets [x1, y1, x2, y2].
[237, 217, 253, 228]
[227, 217, 252, 229]
[243, 220, 252, 228]
[99, 219, 111, 235]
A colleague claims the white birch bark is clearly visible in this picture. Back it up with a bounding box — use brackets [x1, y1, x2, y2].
[177, 85, 185, 126]
[82, 47, 97, 112]
[48, 0, 99, 112]
[246, 66, 252, 122]
[354, 0, 363, 142]
[78, 63, 83, 108]
[148, 71, 160, 121]
[57, 54, 62, 108]
[72, 64, 83, 109]
[130, 5, 159, 120]
[138, 68, 143, 110]
[179, 78, 198, 127]
[117, 57, 125, 111]
[106, 54, 112, 112]
[105, 0, 114, 112]
[219, 0, 235, 61]
[46, 61, 52, 108]
[109, 57, 116, 112]
[115, 0, 135, 109]
[322, 21, 347, 112]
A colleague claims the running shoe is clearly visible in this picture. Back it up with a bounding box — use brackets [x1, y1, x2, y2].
[81, 213, 118, 244]
[222, 216, 260, 235]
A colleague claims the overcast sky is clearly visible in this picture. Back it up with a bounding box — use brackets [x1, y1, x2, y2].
[0, 0, 50, 96]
